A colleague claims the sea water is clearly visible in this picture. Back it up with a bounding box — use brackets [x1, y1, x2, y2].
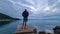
[0, 19, 60, 34]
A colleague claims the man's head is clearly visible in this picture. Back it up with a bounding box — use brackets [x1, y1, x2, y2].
[24, 9, 27, 12]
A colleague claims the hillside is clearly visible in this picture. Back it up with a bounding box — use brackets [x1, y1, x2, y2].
[0, 13, 20, 25]
[0, 13, 20, 20]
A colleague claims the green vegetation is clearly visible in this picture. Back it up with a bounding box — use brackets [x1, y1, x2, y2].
[0, 13, 20, 26]
[0, 13, 20, 20]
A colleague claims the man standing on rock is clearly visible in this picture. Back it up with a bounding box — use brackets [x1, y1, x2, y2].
[22, 9, 29, 29]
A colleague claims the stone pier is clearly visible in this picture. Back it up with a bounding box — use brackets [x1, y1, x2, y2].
[14, 24, 37, 34]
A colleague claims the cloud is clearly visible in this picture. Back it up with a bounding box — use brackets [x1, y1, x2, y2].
[2, 0, 60, 19]
[52, 8, 57, 12]
[43, 6, 51, 11]
[8, 0, 48, 14]
[25, 0, 35, 5]
[0, 7, 3, 9]
[8, 0, 16, 4]
[58, 0, 60, 2]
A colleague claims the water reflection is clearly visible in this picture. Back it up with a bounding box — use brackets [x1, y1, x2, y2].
[0, 20, 60, 34]
[0, 20, 21, 34]
[0, 21, 14, 26]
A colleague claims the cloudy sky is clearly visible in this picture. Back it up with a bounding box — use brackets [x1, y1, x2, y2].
[0, 0, 60, 19]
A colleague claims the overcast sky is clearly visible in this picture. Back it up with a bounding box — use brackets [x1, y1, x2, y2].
[0, 0, 60, 19]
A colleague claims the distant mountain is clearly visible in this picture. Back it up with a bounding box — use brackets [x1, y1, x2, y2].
[0, 13, 20, 26]
[0, 13, 20, 20]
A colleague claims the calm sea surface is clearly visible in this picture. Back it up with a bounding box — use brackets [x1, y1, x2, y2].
[0, 19, 60, 34]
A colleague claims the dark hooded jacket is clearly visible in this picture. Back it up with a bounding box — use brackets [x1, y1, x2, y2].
[22, 9, 29, 18]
